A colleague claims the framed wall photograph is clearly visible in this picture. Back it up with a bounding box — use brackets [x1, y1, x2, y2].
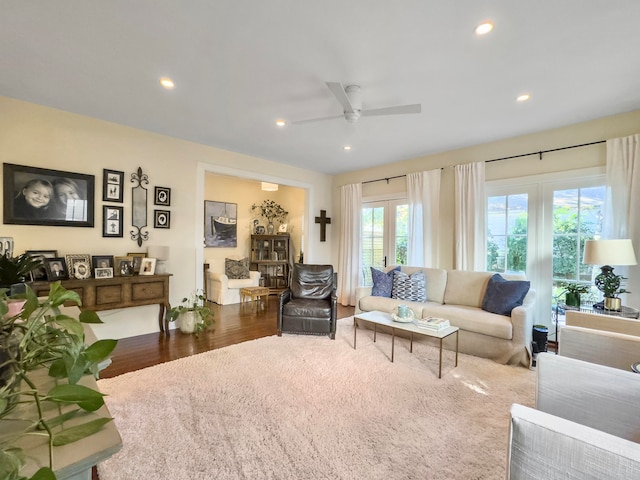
[204, 200, 237, 248]
[103, 205, 123, 238]
[26, 250, 58, 281]
[65, 254, 92, 280]
[139, 257, 156, 275]
[3, 163, 95, 227]
[94, 267, 113, 279]
[114, 255, 134, 276]
[45, 257, 69, 281]
[92, 255, 114, 273]
[154, 187, 171, 206]
[0, 237, 14, 258]
[103, 169, 124, 203]
[127, 252, 146, 274]
[154, 210, 170, 229]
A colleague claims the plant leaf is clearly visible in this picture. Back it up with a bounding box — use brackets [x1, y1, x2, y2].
[79, 310, 103, 324]
[46, 384, 105, 411]
[0, 448, 26, 480]
[28, 467, 57, 480]
[51, 316, 84, 337]
[38, 409, 80, 429]
[83, 339, 117, 363]
[47, 359, 67, 378]
[47, 282, 82, 308]
[52, 417, 113, 446]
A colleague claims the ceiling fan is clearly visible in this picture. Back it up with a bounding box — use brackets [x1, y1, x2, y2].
[291, 82, 421, 125]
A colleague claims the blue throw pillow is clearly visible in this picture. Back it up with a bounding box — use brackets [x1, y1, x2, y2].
[481, 274, 530, 316]
[371, 266, 400, 297]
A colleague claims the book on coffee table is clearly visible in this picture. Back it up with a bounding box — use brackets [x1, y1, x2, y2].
[415, 317, 450, 331]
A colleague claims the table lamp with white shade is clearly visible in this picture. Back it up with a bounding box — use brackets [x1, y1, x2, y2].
[582, 239, 637, 311]
[147, 245, 170, 274]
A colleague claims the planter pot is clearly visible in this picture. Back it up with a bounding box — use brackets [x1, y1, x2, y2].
[177, 311, 198, 334]
[565, 292, 581, 308]
[604, 297, 622, 311]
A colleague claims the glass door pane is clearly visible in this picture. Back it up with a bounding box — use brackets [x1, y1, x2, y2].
[361, 203, 386, 285]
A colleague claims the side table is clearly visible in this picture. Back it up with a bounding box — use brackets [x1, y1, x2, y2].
[240, 286, 270, 312]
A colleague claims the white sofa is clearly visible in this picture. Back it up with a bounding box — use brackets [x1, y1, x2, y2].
[206, 257, 261, 305]
[559, 310, 640, 371]
[355, 266, 535, 366]
[507, 354, 640, 479]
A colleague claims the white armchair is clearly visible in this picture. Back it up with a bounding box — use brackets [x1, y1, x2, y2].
[507, 354, 640, 479]
[206, 257, 261, 305]
[559, 310, 640, 370]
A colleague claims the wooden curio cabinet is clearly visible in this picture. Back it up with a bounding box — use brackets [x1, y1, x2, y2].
[250, 234, 290, 293]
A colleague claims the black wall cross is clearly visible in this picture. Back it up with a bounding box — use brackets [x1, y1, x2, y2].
[315, 210, 331, 242]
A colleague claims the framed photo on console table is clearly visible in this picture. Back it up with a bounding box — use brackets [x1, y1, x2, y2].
[3, 163, 95, 227]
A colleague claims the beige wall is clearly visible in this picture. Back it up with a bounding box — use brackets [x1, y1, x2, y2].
[0, 96, 332, 338]
[331, 109, 640, 269]
[203, 173, 305, 267]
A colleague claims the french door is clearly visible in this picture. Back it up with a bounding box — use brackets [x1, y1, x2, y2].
[361, 199, 408, 285]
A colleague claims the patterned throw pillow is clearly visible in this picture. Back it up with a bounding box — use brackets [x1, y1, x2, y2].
[481, 274, 530, 316]
[225, 257, 250, 279]
[371, 266, 401, 297]
[391, 270, 427, 302]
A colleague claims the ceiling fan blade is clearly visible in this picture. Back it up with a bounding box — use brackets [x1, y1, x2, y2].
[326, 82, 355, 113]
[361, 104, 422, 117]
[290, 114, 345, 125]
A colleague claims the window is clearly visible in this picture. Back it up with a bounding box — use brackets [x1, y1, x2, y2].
[486, 168, 605, 333]
[487, 194, 529, 273]
[361, 199, 408, 285]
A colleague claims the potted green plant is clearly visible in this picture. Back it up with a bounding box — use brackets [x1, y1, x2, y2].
[0, 282, 117, 480]
[0, 252, 41, 290]
[595, 268, 630, 310]
[557, 281, 591, 308]
[168, 290, 213, 335]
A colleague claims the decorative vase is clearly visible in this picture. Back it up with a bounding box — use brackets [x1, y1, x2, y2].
[604, 296, 622, 311]
[266, 221, 275, 235]
[178, 311, 198, 334]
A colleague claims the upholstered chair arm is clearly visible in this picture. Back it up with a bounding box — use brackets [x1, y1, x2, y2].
[329, 291, 338, 339]
[277, 289, 291, 335]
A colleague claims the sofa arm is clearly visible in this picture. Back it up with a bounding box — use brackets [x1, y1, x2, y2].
[355, 286, 373, 313]
[208, 271, 229, 288]
[509, 288, 535, 354]
[249, 270, 261, 282]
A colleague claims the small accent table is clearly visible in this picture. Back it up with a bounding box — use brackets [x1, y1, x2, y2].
[354, 310, 459, 378]
[240, 286, 270, 311]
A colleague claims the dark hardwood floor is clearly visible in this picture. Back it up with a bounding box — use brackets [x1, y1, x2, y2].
[100, 298, 355, 379]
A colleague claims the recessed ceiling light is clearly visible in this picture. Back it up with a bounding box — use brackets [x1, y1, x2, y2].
[275, 119, 286, 127]
[474, 21, 494, 35]
[343, 145, 352, 151]
[516, 93, 531, 102]
[159, 77, 175, 90]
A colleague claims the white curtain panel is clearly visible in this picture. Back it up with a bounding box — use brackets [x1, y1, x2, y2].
[406, 169, 441, 267]
[605, 134, 640, 308]
[454, 162, 486, 271]
[337, 183, 362, 306]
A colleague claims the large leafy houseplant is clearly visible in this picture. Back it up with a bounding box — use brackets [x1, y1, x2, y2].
[0, 282, 117, 480]
[251, 200, 288, 223]
[168, 290, 213, 335]
[0, 253, 41, 288]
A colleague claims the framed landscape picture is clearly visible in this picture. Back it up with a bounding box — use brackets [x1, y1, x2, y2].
[3, 163, 94, 227]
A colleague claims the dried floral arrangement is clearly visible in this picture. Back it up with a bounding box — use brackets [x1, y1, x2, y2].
[251, 199, 288, 223]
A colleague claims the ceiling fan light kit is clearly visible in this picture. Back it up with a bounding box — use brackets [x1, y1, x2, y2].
[291, 82, 421, 125]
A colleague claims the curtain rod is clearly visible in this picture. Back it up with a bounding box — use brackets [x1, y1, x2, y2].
[361, 139, 606, 185]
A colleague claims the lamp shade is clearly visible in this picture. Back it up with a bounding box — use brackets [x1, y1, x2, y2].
[583, 239, 637, 266]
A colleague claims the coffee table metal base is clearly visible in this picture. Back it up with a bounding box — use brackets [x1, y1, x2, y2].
[354, 311, 459, 378]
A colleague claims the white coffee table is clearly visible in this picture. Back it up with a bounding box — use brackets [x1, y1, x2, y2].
[354, 310, 459, 378]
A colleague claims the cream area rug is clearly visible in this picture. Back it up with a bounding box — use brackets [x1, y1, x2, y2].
[97, 317, 535, 480]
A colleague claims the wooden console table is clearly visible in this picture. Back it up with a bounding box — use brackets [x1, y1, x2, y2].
[30, 273, 172, 333]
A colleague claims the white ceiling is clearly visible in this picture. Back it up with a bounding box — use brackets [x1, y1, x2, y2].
[2, 1, 640, 175]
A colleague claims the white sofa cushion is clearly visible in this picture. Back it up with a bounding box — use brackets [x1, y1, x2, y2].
[443, 270, 493, 307]
[426, 304, 513, 339]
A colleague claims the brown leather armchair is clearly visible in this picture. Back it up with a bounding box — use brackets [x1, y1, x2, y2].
[278, 264, 337, 339]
